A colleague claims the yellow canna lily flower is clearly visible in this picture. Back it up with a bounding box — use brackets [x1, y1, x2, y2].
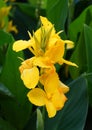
[27, 72, 69, 118]
[27, 87, 67, 118]
[0, 6, 11, 18]
[13, 16, 77, 118]
[6, 20, 18, 33]
[0, 6, 12, 29]
[13, 16, 77, 68]
[27, 71, 69, 118]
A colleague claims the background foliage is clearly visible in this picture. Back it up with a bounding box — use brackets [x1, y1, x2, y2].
[0, 0, 92, 130]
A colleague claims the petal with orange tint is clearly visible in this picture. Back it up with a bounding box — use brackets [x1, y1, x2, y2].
[33, 57, 52, 68]
[21, 67, 39, 89]
[59, 81, 69, 93]
[13, 40, 31, 52]
[45, 100, 56, 118]
[45, 40, 65, 63]
[19, 57, 35, 73]
[44, 72, 59, 94]
[27, 88, 47, 106]
[52, 90, 67, 110]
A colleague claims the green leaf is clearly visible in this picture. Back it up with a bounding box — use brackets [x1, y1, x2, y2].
[0, 30, 13, 46]
[0, 83, 14, 98]
[0, 0, 5, 8]
[44, 74, 88, 130]
[46, 0, 68, 38]
[11, 4, 37, 40]
[0, 31, 32, 129]
[13, 2, 36, 18]
[0, 118, 16, 130]
[69, 24, 92, 78]
[36, 108, 44, 130]
[0, 30, 14, 66]
[69, 5, 92, 42]
[85, 72, 92, 106]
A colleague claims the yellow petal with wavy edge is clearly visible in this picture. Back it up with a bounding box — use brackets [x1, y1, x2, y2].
[21, 67, 39, 89]
[59, 81, 69, 93]
[33, 57, 52, 68]
[52, 90, 67, 110]
[45, 40, 64, 63]
[40, 16, 55, 35]
[44, 72, 59, 94]
[27, 88, 47, 106]
[64, 40, 74, 49]
[47, 33, 60, 48]
[40, 16, 53, 27]
[45, 100, 56, 118]
[13, 40, 31, 52]
[19, 57, 35, 73]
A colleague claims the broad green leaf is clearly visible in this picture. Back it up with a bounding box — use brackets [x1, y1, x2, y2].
[0, 31, 32, 129]
[69, 5, 92, 42]
[46, 0, 68, 38]
[23, 110, 37, 130]
[0, 83, 14, 98]
[23, 108, 44, 130]
[44, 74, 88, 130]
[0, 30, 13, 46]
[0, 118, 16, 130]
[28, 0, 47, 9]
[36, 108, 44, 130]
[85, 72, 92, 106]
[69, 24, 92, 79]
[11, 4, 37, 40]
[0, 30, 14, 66]
[13, 3, 36, 18]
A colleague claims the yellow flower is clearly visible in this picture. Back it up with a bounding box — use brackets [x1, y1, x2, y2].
[6, 20, 18, 33]
[13, 16, 77, 67]
[27, 72, 69, 118]
[0, 6, 11, 18]
[0, 6, 11, 29]
[13, 16, 77, 118]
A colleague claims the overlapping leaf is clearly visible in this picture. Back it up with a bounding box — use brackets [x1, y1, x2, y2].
[0, 31, 32, 129]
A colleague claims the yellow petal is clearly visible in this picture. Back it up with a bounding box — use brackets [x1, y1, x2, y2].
[7, 20, 18, 33]
[21, 67, 39, 89]
[13, 40, 31, 52]
[52, 90, 67, 110]
[45, 100, 56, 118]
[59, 58, 78, 67]
[64, 40, 74, 49]
[40, 16, 53, 27]
[40, 16, 55, 36]
[44, 72, 59, 94]
[59, 81, 69, 93]
[27, 88, 47, 106]
[19, 57, 35, 73]
[33, 57, 52, 68]
[45, 40, 65, 63]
